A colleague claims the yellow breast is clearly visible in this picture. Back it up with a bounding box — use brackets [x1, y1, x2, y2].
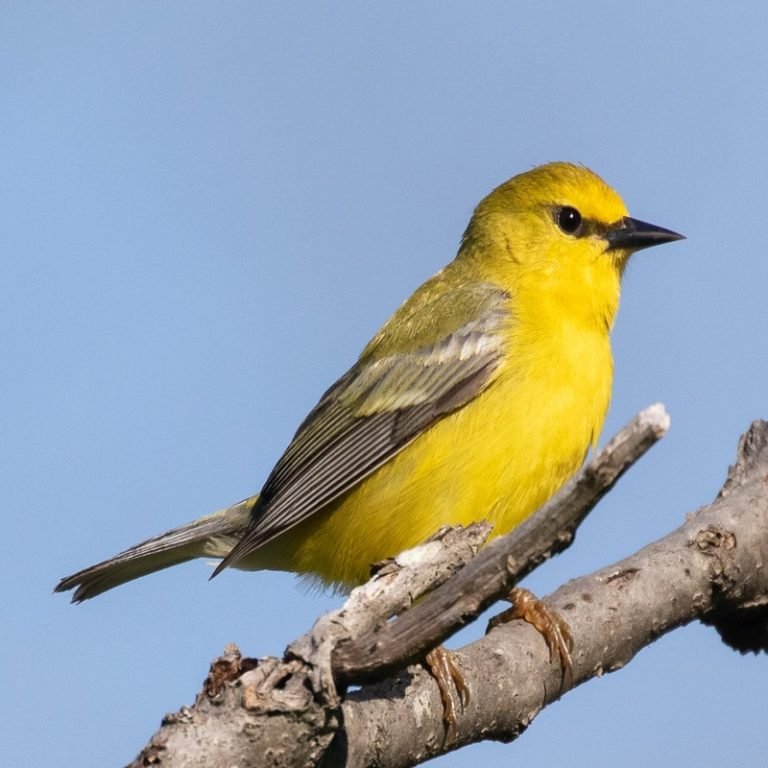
[247, 164, 627, 588]
[255, 303, 613, 589]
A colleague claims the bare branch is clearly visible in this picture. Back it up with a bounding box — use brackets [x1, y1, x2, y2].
[334, 418, 768, 767]
[332, 403, 669, 685]
[127, 412, 768, 768]
[287, 521, 493, 706]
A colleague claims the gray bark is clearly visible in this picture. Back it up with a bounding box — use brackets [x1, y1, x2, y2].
[127, 407, 768, 767]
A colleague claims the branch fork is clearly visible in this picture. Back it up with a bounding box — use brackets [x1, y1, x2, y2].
[128, 407, 768, 768]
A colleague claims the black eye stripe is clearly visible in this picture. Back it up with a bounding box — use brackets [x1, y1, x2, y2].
[553, 206, 615, 239]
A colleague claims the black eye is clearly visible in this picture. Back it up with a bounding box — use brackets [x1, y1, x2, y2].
[557, 206, 583, 235]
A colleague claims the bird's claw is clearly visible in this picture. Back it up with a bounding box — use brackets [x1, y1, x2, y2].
[487, 586, 574, 689]
[425, 645, 470, 740]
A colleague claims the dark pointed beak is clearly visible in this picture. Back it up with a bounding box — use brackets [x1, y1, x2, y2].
[604, 217, 685, 252]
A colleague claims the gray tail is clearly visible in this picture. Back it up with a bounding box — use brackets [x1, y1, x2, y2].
[55, 500, 254, 602]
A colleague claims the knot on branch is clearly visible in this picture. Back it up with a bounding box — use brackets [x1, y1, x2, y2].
[199, 643, 258, 703]
[694, 524, 738, 593]
[240, 657, 319, 714]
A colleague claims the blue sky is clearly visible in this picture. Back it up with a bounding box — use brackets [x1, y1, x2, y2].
[3, 3, 767, 766]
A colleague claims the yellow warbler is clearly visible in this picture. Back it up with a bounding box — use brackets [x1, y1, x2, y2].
[56, 162, 682, 602]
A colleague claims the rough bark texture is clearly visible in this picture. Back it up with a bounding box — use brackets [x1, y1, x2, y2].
[127, 410, 768, 768]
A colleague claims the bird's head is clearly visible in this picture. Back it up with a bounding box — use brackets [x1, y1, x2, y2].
[458, 162, 683, 330]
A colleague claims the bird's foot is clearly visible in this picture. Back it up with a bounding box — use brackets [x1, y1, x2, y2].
[425, 645, 470, 740]
[486, 586, 573, 689]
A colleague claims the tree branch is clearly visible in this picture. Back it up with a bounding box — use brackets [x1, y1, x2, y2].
[331, 403, 669, 686]
[127, 412, 768, 768]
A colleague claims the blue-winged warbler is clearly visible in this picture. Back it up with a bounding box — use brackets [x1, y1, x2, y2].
[57, 162, 682, 602]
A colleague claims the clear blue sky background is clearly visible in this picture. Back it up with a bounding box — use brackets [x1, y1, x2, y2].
[3, 3, 767, 766]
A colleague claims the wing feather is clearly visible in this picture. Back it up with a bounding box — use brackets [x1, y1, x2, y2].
[213, 281, 511, 573]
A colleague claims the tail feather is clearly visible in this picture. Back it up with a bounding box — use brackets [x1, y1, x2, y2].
[55, 498, 255, 602]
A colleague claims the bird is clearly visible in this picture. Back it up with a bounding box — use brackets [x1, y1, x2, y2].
[56, 163, 682, 607]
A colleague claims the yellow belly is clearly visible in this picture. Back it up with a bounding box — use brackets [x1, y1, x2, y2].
[252, 326, 613, 589]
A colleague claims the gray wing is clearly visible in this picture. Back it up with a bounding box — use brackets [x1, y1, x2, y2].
[213, 281, 511, 574]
